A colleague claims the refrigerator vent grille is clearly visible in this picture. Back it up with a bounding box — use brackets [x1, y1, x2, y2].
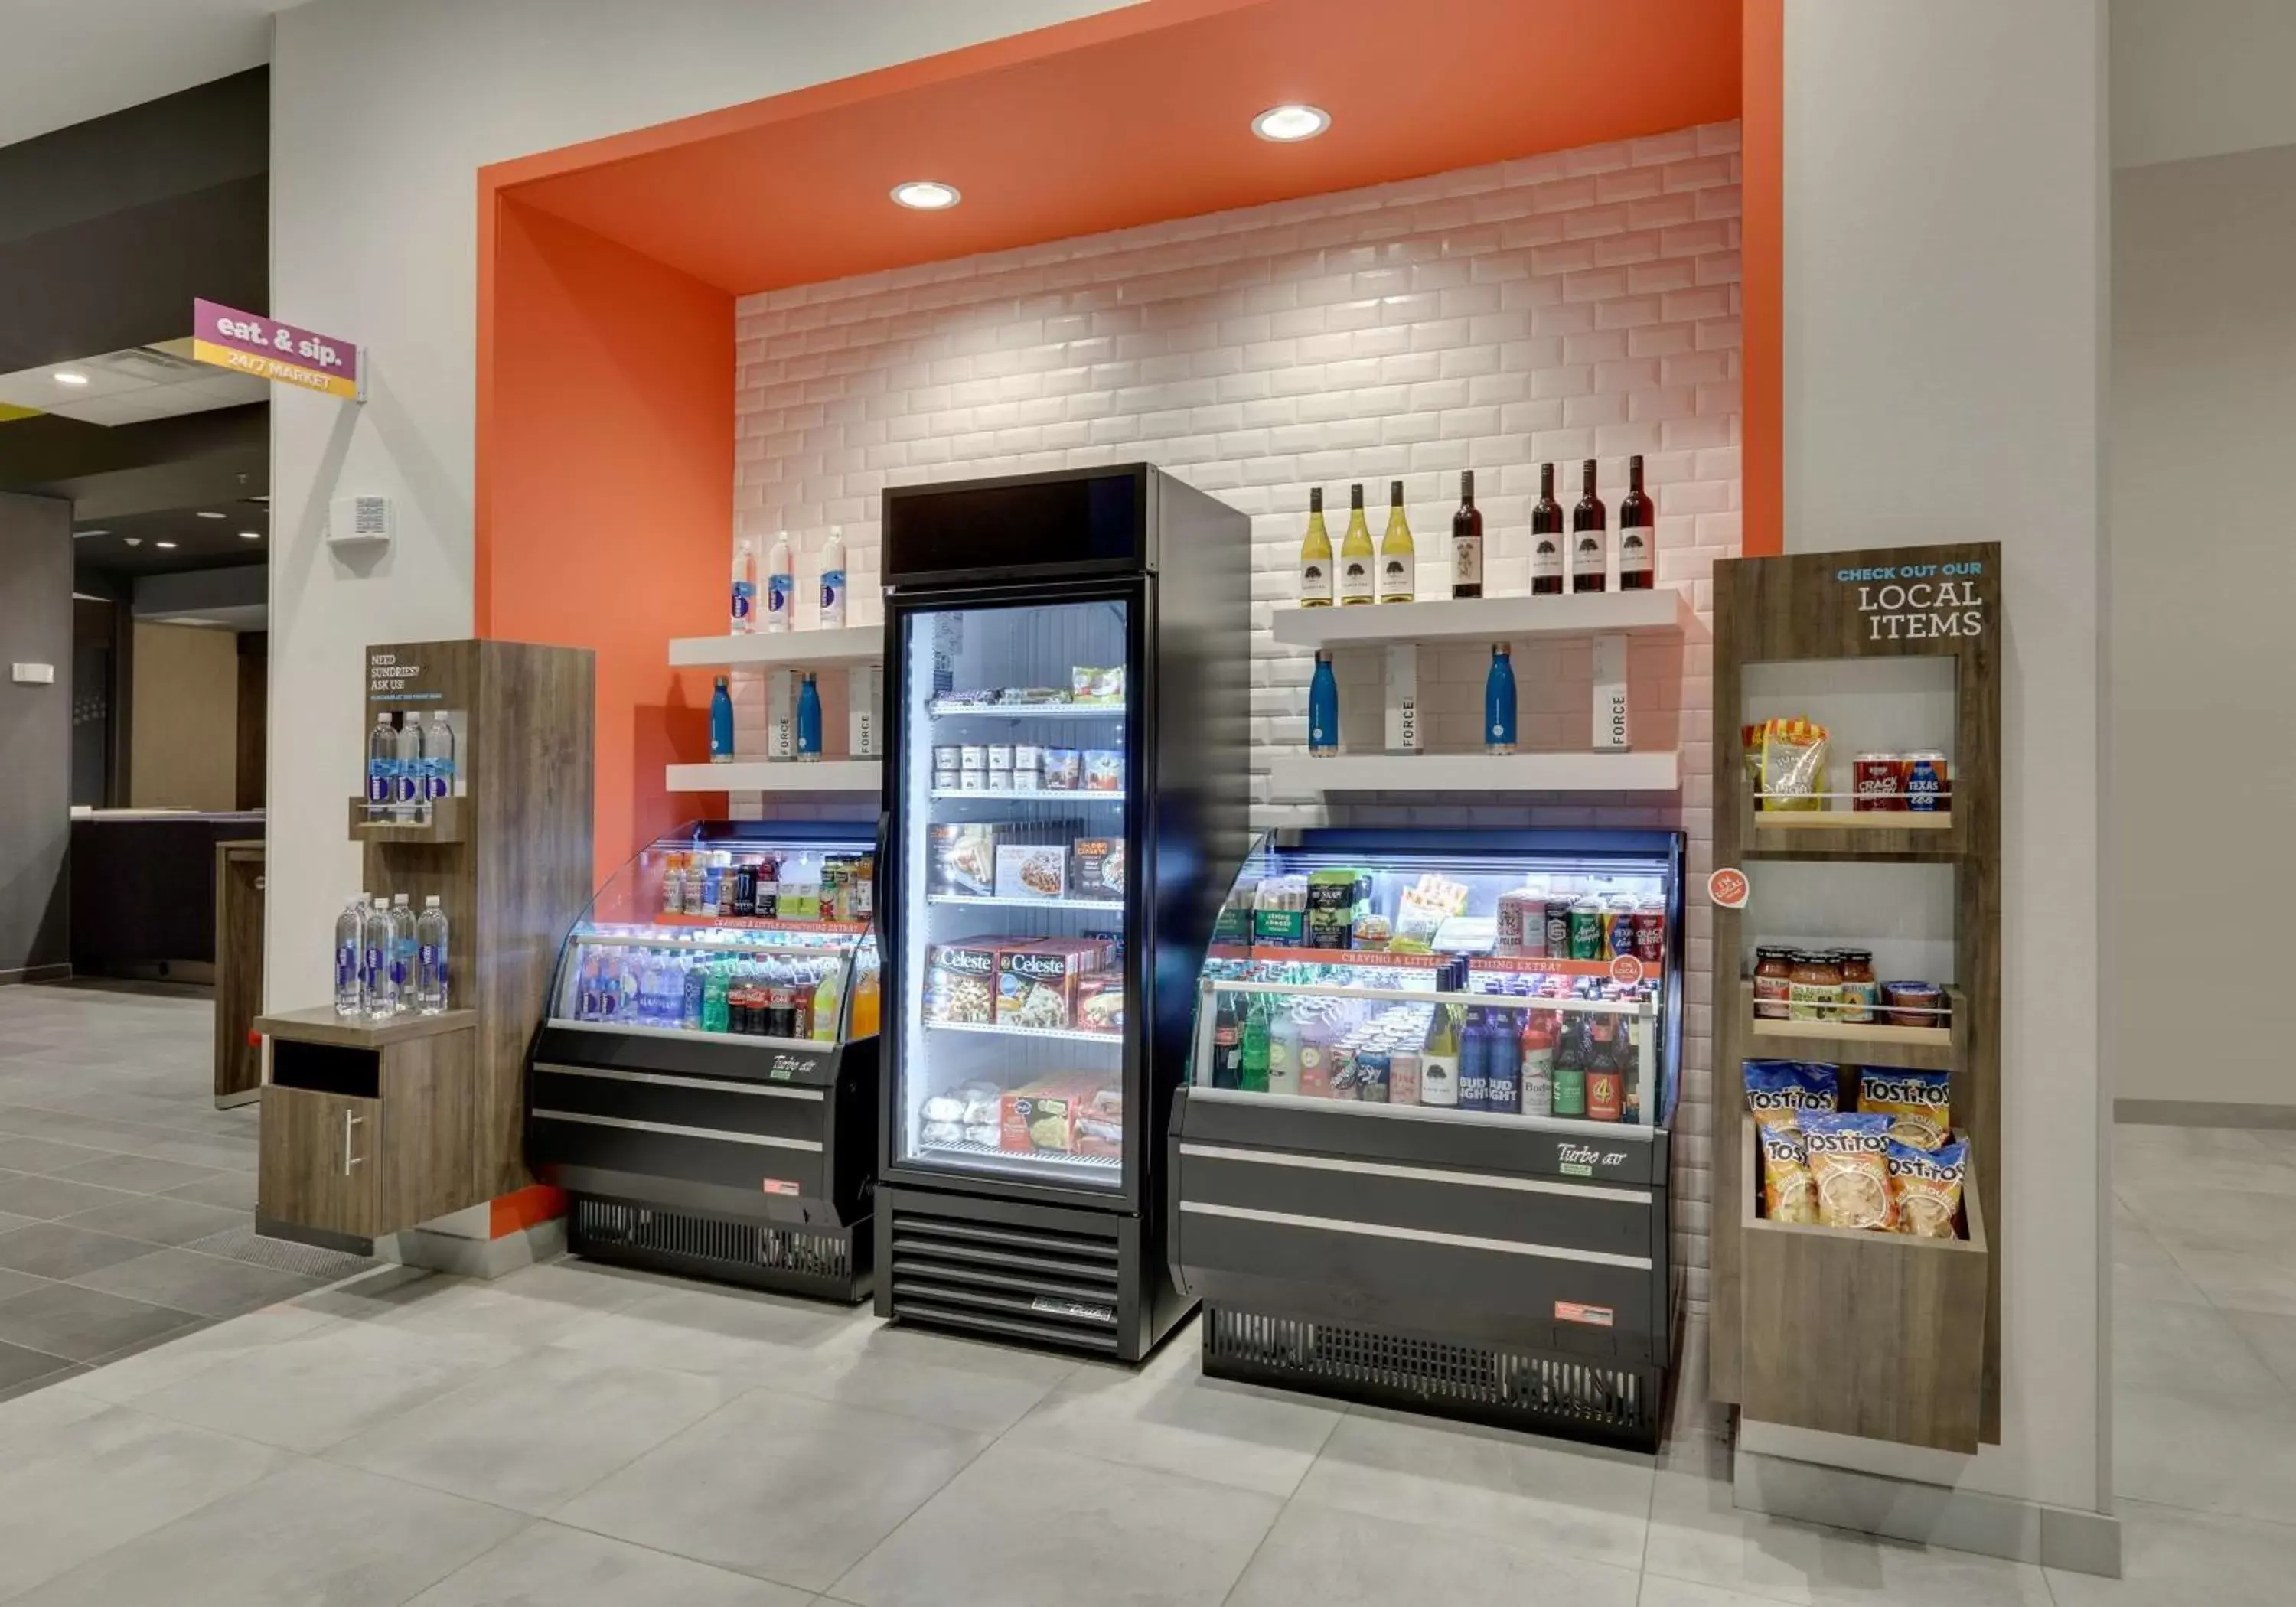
[569, 1197, 856, 1293]
[1203, 1306, 1652, 1439]
[886, 1203, 1123, 1354]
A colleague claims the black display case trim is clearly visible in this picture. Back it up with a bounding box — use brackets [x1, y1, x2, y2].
[1177, 1142, 1653, 1207]
[533, 1062, 825, 1101]
[532, 1110, 823, 1150]
[1179, 1201, 1653, 1270]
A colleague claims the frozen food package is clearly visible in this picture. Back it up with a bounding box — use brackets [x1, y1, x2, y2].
[994, 844, 1068, 901]
[1888, 1136, 1968, 1238]
[1071, 838, 1124, 899]
[1083, 750, 1123, 792]
[930, 823, 998, 895]
[1071, 665, 1125, 706]
[921, 1120, 963, 1146]
[1041, 748, 1082, 790]
[1802, 1112, 1896, 1231]
[1759, 718, 1830, 811]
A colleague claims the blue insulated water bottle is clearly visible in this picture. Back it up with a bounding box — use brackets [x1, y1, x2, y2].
[1308, 648, 1339, 756]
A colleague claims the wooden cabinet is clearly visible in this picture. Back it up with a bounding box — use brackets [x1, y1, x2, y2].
[259, 1084, 380, 1237]
[213, 839, 264, 1107]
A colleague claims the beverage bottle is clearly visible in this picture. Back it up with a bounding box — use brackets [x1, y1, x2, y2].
[1618, 455, 1654, 592]
[1338, 484, 1375, 605]
[661, 851, 686, 918]
[1588, 1012, 1626, 1122]
[1520, 1015, 1556, 1117]
[1531, 462, 1564, 595]
[390, 895, 416, 1008]
[764, 530, 794, 633]
[426, 712, 456, 804]
[1551, 1013, 1588, 1118]
[393, 713, 422, 820]
[1486, 1005, 1522, 1114]
[730, 535, 758, 634]
[334, 894, 367, 1016]
[1378, 480, 1415, 602]
[1458, 1008, 1490, 1112]
[796, 672, 823, 761]
[1451, 470, 1483, 599]
[1571, 458, 1608, 593]
[415, 897, 450, 1015]
[820, 525, 848, 628]
[1485, 644, 1518, 755]
[1307, 649, 1339, 757]
[1268, 1005, 1301, 1096]
[362, 898, 397, 1019]
[1297, 488, 1333, 606]
[682, 955, 708, 1030]
[811, 961, 843, 1042]
[365, 712, 396, 817]
[703, 962, 731, 1033]
[1211, 995, 1241, 1089]
[1240, 995, 1270, 1094]
[1420, 1006, 1459, 1107]
[709, 675, 735, 763]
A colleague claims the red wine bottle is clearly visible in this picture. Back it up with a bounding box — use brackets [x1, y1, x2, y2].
[1619, 455, 1654, 592]
[1530, 463, 1564, 595]
[1450, 471, 1483, 598]
[1571, 458, 1607, 594]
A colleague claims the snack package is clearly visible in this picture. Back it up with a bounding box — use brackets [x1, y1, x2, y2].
[1743, 1060, 1838, 1127]
[1758, 1121, 1818, 1225]
[1759, 718, 1831, 811]
[1742, 723, 1766, 806]
[1392, 872, 1472, 953]
[1888, 1136, 1968, 1238]
[1858, 1068, 1952, 1150]
[1071, 666, 1125, 706]
[1802, 1112, 1896, 1231]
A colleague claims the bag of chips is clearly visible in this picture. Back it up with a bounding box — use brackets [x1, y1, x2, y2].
[1888, 1136, 1968, 1238]
[1802, 1112, 1895, 1231]
[1759, 718, 1830, 811]
[1743, 1060, 1838, 1128]
[1758, 1121, 1817, 1225]
[1859, 1068, 1952, 1150]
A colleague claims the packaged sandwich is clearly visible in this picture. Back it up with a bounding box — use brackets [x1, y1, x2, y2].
[1858, 1068, 1952, 1151]
[1802, 1112, 1895, 1231]
[1888, 1136, 1968, 1239]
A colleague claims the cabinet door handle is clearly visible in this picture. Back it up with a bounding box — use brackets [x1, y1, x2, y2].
[343, 1110, 365, 1175]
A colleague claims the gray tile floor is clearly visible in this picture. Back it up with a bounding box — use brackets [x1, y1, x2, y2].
[0, 985, 370, 1400]
[0, 981, 2289, 1602]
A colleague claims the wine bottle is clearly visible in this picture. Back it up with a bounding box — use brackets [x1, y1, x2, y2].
[1451, 470, 1483, 599]
[1297, 487, 1333, 607]
[1338, 484, 1375, 605]
[1619, 455, 1654, 592]
[1531, 463, 1564, 595]
[1378, 481, 1414, 602]
[1572, 459, 1607, 593]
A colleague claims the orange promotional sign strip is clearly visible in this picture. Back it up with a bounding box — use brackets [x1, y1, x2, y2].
[191, 298, 364, 401]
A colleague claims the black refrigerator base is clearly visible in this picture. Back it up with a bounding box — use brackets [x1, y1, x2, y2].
[875, 1182, 1193, 1363]
[566, 1191, 872, 1304]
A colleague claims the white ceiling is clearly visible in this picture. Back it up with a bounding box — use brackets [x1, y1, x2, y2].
[2113, 0, 2296, 168]
[0, 0, 283, 150]
[0, 344, 269, 425]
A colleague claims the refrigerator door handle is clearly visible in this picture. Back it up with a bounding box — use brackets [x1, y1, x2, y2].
[872, 810, 892, 937]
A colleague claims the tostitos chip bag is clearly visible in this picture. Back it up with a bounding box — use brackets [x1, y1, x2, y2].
[1859, 1068, 1952, 1150]
[1888, 1136, 1968, 1239]
[1759, 1121, 1818, 1225]
[1743, 1060, 1838, 1128]
[1802, 1112, 1895, 1231]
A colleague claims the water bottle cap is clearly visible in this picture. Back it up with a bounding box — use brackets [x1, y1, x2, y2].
[425, 895, 440, 907]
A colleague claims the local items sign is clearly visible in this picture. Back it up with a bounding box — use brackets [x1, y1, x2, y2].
[191, 298, 363, 401]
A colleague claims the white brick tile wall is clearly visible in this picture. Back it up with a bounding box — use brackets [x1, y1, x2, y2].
[730, 122, 1741, 1304]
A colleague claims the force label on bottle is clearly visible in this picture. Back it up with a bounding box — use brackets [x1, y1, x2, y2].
[1554, 1301, 1615, 1328]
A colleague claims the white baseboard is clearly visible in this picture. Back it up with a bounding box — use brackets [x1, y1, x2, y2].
[380, 1216, 567, 1280]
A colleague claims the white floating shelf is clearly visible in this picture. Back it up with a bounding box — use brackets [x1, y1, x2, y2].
[666, 759, 882, 793]
[668, 627, 882, 668]
[1270, 589, 1694, 648]
[1267, 751, 1680, 797]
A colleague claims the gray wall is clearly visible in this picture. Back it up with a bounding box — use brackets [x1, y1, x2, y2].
[0, 491, 71, 980]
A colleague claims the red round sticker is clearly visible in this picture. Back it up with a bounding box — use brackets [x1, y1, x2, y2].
[1608, 953, 1645, 986]
[1707, 867, 1750, 909]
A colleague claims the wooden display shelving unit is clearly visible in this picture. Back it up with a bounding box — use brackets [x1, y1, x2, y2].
[258, 639, 594, 1247]
[1708, 543, 2001, 1454]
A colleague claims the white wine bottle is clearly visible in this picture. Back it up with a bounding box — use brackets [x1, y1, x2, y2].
[1297, 487, 1333, 606]
[1338, 484, 1375, 605]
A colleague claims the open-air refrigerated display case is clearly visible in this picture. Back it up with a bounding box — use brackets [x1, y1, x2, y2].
[875, 464, 1249, 1361]
[1169, 827, 1685, 1449]
[527, 820, 882, 1301]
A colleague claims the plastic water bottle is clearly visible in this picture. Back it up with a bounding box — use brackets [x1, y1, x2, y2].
[682, 956, 708, 1030]
[334, 894, 367, 1015]
[365, 712, 396, 817]
[390, 895, 416, 1007]
[425, 713, 455, 810]
[415, 897, 450, 1014]
[796, 671, 822, 761]
[819, 525, 847, 628]
[393, 715, 422, 820]
[1485, 643, 1518, 755]
[730, 536, 758, 634]
[709, 675, 734, 763]
[363, 898, 398, 1019]
[765, 530, 794, 634]
[1308, 648, 1339, 756]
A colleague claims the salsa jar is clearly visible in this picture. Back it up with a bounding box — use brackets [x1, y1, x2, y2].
[1787, 949, 1843, 1022]
[1753, 947, 1795, 1019]
[1836, 949, 1879, 1022]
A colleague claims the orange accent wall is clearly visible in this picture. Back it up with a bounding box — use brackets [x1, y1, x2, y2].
[477, 197, 730, 877]
[1741, 0, 1783, 557]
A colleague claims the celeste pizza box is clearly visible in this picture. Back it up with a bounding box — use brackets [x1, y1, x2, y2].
[925, 934, 1013, 1025]
[995, 937, 1114, 1031]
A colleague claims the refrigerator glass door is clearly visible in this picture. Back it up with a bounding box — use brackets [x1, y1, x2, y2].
[892, 595, 1133, 1193]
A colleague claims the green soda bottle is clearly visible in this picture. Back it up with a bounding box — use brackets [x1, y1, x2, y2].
[1240, 994, 1270, 1094]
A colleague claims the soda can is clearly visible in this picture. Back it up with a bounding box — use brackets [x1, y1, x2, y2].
[1298, 1040, 1329, 1098]
[1355, 1049, 1391, 1104]
[1388, 1050, 1421, 1105]
[1569, 897, 1603, 960]
[1904, 751, 1951, 813]
[1544, 898, 1575, 960]
[1605, 906, 1636, 960]
[1854, 753, 1906, 812]
[1633, 901, 1667, 966]
[1495, 892, 1534, 956]
[1326, 1045, 1358, 1100]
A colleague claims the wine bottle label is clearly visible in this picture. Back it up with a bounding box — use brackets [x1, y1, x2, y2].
[1420, 1052, 1458, 1106]
[1619, 527, 1652, 576]
[1299, 558, 1331, 601]
[1379, 556, 1412, 599]
[1453, 537, 1482, 585]
[1339, 556, 1374, 601]
[1532, 537, 1562, 582]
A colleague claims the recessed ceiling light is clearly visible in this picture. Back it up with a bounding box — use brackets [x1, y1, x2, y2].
[239, 530, 262, 539]
[123, 537, 142, 546]
[1251, 103, 1331, 142]
[194, 510, 225, 519]
[890, 181, 961, 211]
[52, 370, 90, 386]
[155, 540, 178, 549]
[74, 529, 109, 539]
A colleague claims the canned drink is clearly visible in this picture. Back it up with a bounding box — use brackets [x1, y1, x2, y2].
[1297, 1039, 1329, 1098]
[1605, 905, 1636, 960]
[1544, 898, 1575, 960]
[1326, 1045, 1358, 1100]
[1355, 1050, 1391, 1104]
[1854, 752, 1906, 812]
[1904, 751, 1951, 812]
[1388, 1050, 1421, 1105]
[1495, 892, 1534, 956]
[1569, 897, 1603, 960]
[1633, 900, 1666, 966]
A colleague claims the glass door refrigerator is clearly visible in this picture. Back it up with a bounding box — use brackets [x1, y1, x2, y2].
[1169, 827, 1686, 1449]
[875, 465, 1249, 1361]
